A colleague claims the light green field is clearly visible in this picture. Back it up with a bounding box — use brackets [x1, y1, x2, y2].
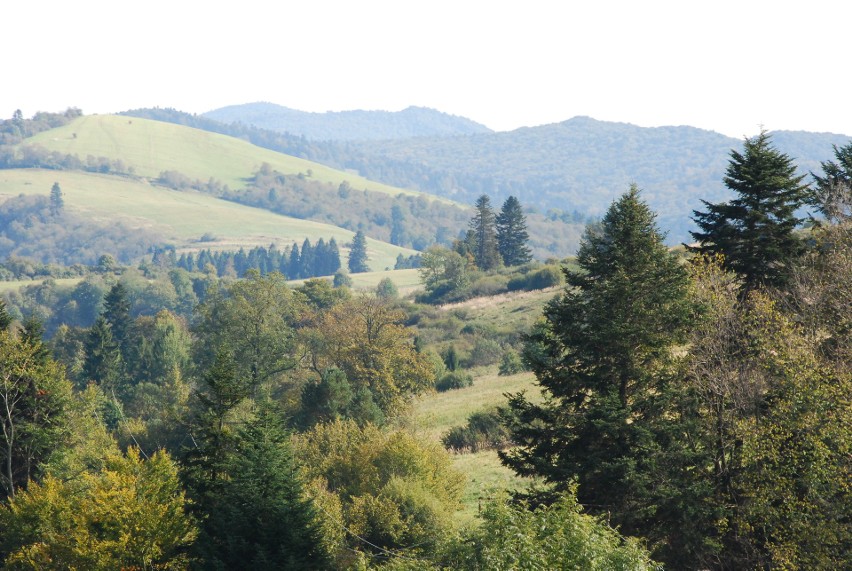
[412, 369, 542, 520]
[347, 268, 422, 294]
[0, 169, 415, 271]
[24, 115, 454, 202]
[0, 277, 82, 294]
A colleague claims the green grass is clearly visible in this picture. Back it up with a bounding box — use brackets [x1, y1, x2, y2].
[24, 115, 455, 203]
[0, 277, 82, 293]
[0, 169, 415, 271]
[412, 369, 539, 441]
[412, 369, 542, 522]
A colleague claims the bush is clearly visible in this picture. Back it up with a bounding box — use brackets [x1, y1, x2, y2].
[435, 371, 473, 392]
[467, 337, 502, 367]
[498, 350, 525, 376]
[442, 408, 512, 452]
[507, 264, 563, 292]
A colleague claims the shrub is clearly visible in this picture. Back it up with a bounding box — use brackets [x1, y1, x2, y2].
[467, 337, 502, 367]
[507, 264, 563, 292]
[442, 408, 512, 452]
[435, 371, 473, 392]
[498, 350, 525, 376]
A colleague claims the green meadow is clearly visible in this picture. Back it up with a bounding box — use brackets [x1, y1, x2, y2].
[0, 169, 415, 271]
[24, 114, 453, 201]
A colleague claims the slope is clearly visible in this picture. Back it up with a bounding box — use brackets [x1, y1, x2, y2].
[21, 114, 448, 201]
[0, 169, 415, 271]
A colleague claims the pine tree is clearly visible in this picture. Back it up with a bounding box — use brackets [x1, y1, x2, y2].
[49, 182, 63, 217]
[83, 316, 123, 391]
[690, 130, 810, 291]
[501, 186, 693, 539]
[348, 230, 369, 273]
[810, 140, 852, 222]
[496, 195, 532, 266]
[299, 238, 314, 279]
[327, 237, 341, 275]
[288, 243, 300, 280]
[102, 282, 131, 356]
[469, 194, 501, 271]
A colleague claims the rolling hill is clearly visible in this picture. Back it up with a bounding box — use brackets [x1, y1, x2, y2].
[196, 106, 851, 243]
[21, 114, 448, 202]
[0, 168, 416, 271]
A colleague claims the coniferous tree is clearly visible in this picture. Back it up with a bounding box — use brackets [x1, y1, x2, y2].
[501, 186, 693, 540]
[205, 403, 330, 569]
[102, 282, 131, 357]
[326, 237, 341, 275]
[469, 195, 501, 270]
[288, 243, 301, 280]
[496, 195, 532, 266]
[0, 300, 13, 332]
[49, 182, 63, 217]
[810, 141, 852, 222]
[83, 316, 123, 392]
[690, 130, 810, 291]
[348, 231, 369, 273]
[299, 239, 314, 279]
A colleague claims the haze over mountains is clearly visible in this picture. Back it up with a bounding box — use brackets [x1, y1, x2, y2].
[204, 102, 492, 141]
[200, 103, 852, 243]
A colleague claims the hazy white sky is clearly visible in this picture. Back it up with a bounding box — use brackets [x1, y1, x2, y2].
[6, 0, 850, 137]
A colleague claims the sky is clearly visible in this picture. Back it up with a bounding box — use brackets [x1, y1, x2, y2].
[6, 0, 851, 138]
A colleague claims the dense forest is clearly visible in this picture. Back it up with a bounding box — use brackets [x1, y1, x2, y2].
[0, 107, 850, 570]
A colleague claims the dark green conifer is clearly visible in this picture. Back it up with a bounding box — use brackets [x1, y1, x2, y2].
[501, 185, 692, 540]
[496, 196, 532, 266]
[690, 130, 809, 291]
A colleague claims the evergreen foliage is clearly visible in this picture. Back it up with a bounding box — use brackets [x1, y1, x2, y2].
[495, 196, 532, 266]
[690, 130, 810, 290]
[348, 230, 370, 273]
[501, 186, 693, 540]
[810, 140, 852, 222]
[468, 195, 501, 271]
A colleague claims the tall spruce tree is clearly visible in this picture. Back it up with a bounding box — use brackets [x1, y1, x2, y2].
[501, 186, 692, 540]
[469, 194, 501, 271]
[690, 130, 810, 291]
[348, 230, 369, 273]
[49, 182, 63, 217]
[496, 195, 532, 266]
[810, 141, 852, 222]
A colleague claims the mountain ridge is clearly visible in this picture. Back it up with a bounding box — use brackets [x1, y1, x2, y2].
[204, 102, 492, 141]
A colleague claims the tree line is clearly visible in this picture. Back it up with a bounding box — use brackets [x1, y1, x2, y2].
[173, 239, 343, 280]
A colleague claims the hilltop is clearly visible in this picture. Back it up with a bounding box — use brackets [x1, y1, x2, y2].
[198, 106, 851, 243]
[204, 102, 492, 141]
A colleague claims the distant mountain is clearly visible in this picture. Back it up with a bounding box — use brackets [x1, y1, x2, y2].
[338, 117, 852, 242]
[203, 102, 492, 141]
[128, 107, 852, 245]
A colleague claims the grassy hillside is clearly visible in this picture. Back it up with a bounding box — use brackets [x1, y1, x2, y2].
[0, 169, 415, 271]
[23, 114, 449, 201]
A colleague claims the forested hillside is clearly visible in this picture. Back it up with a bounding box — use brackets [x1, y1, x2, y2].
[0, 106, 850, 569]
[204, 102, 493, 140]
[127, 108, 852, 243]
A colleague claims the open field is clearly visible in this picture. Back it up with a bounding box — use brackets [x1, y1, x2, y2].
[0, 169, 415, 271]
[412, 368, 543, 519]
[0, 277, 82, 294]
[24, 115, 456, 203]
